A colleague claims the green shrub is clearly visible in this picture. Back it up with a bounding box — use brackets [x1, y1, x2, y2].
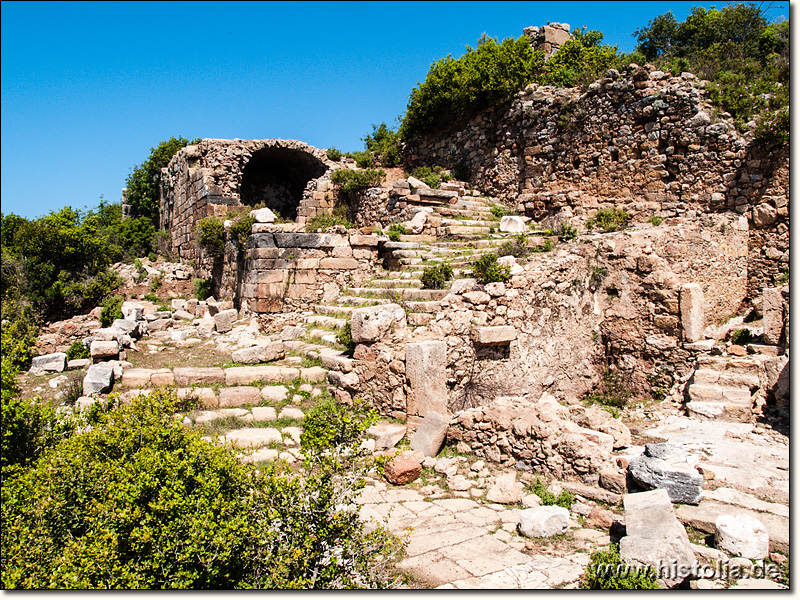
[584, 369, 630, 414]
[99, 294, 124, 327]
[118, 216, 156, 259]
[300, 396, 377, 453]
[229, 215, 255, 249]
[143, 292, 159, 303]
[648, 216, 664, 226]
[387, 223, 407, 242]
[326, 147, 343, 161]
[490, 205, 505, 219]
[410, 166, 450, 190]
[194, 278, 213, 301]
[198, 216, 225, 257]
[306, 211, 354, 232]
[498, 234, 529, 258]
[452, 161, 470, 182]
[420, 263, 453, 290]
[1, 391, 401, 589]
[65, 340, 89, 361]
[349, 151, 375, 169]
[557, 222, 578, 241]
[586, 208, 629, 233]
[754, 107, 789, 145]
[580, 544, 660, 589]
[730, 328, 754, 346]
[363, 123, 401, 167]
[336, 323, 356, 357]
[330, 168, 385, 195]
[530, 477, 575, 509]
[472, 253, 511, 284]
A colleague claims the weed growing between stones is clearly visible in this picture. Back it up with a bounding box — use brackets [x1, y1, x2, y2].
[648, 215, 664, 226]
[586, 208, 629, 233]
[529, 477, 575, 509]
[583, 369, 630, 416]
[580, 544, 660, 589]
[387, 223, 407, 242]
[557, 222, 578, 241]
[420, 263, 453, 290]
[336, 323, 356, 357]
[471, 253, 511, 285]
[729, 328, 754, 345]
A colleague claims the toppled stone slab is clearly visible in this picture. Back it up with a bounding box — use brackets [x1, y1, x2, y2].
[385, 455, 422, 485]
[231, 341, 285, 364]
[486, 472, 521, 504]
[518, 506, 569, 538]
[367, 422, 407, 450]
[30, 352, 67, 373]
[350, 303, 406, 343]
[628, 443, 704, 504]
[83, 362, 115, 396]
[90, 340, 120, 359]
[620, 489, 696, 588]
[410, 411, 449, 457]
[472, 326, 517, 346]
[715, 514, 769, 559]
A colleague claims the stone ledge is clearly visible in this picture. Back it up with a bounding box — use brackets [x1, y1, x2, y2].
[472, 326, 517, 346]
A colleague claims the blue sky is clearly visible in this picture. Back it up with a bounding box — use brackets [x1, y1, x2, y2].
[1, 1, 788, 220]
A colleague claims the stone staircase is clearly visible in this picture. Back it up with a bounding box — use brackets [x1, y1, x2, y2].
[685, 356, 763, 422]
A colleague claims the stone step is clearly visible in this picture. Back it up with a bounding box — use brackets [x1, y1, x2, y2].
[443, 226, 493, 236]
[408, 313, 435, 326]
[405, 300, 443, 313]
[349, 287, 450, 301]
[397, 234, 438, 243]
[332, 295, 390, 306]
[305, 315, 347, 329]
[691, 368, 760, 388]
[685, 401, 752, 423]
[695, 356, 762, 372]
[314, 304, 356, 316]
[441, 218, 499, 228]
[305, 328, 339, 343]
[687, 383, 753, 405]
[366, 278, 423, 289]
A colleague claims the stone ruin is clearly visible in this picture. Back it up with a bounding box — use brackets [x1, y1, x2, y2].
[152, 36, 789, 492]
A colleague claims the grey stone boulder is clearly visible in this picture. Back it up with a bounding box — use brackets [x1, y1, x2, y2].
[628, 443, 704, 504]
[214, 308, 238, 333]
[231, 342, 285, 364]
[121, 302, 144, 322]
[350, 303, 406, 343]
[409, 411, 448, 457]
[112, 318, 143, 337]
[518, 506, 569, 538]
[30, 352, 67, 373]
[83, 362, 115, 396]
[90, 340, 120, 359]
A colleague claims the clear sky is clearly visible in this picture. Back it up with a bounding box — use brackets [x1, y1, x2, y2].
[1, 1, 789, 220]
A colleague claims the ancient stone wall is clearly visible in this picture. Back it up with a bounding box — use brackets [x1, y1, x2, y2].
[160, 139, 338, 263]
[402, 63, 789, 301]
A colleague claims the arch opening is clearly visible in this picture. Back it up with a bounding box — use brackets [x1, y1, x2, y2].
[239, 147, 327, 220]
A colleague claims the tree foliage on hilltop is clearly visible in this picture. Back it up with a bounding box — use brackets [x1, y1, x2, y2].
[125, 136, 200, 224]
[634, 3, 789, 139]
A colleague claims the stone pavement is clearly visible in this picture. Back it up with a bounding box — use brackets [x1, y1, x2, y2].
[356, 481, 606, 589]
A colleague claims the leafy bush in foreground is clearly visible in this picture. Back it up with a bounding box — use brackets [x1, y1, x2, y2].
[1, 391, 402, 589]
[472, 253, 511, 284]
[586, 208, 629, 233]
[421, 263, 453, 290]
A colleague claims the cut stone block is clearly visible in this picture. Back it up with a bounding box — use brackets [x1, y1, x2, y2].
[231, 342, 285, 364]
[499, 216, 527, 233]
[250, 207, 277, 223]
[350, 303, 406, 343]
[405, 340, 447, 417]
[472, 326, 517, 346]
[30, 352, 67, 373]
[218, 386, 263, 407]
[214, 309, 238, 333]
[486, 472, 521, 504]
[680, 283, 705, 342]
[409, 411, 448, 457]
[90, 340, 120, 359]
[715, 514, 769, 559]
[83, 363, 115, 396]
[173, 367, 225, 386]
[518, 506, 569, 538]
[367, 422, 407, 450]
[628, 443, 704, 504]
[762, 287, 784, 345]
[225, 365, 299, 385]
[384, 456, 422, 485]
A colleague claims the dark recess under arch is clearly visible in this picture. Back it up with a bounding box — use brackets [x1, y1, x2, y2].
[239, 147, 327, 220]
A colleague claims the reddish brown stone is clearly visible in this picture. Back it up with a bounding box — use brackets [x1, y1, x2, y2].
[584, 506, 615, 530]
[353, 343, 377, 361]
[384, 456, 422, 485]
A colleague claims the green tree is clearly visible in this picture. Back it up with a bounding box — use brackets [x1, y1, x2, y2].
[363, 123, 401, 167]
[125, 136, 199, 225]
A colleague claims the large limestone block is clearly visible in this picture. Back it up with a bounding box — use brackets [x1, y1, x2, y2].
[715, 514, 769, 559]
[30, 352, 67, 373]
[486, 472, 521, 504]
[367, 422, 407, 450]
[214, 309, 238, 333]
[121, 302, 144, 322]
[121, 368, 153, 388]
[218, 386, 263, 407]
[90, 340, 120, 359]
[762, 287, 784, 345]
[173, 367, 225, 386]
[472, 326, 517, 346]
[250, 207, 277, 223]
[225, 365, 299, 385]
[409, 411, 448, 457]
[499, 215, 527, 233]
[628, 443, 704, 504]
[350, 303, 406, 343]
[405, 340, 447, 417]
[112, 318, 142, 336]
[518, 506, 569, 538]
[231, 342, 285, 364]
[680, 283, 705, 342]
[224, 427, 282, 449]
[83, 363, 115, 396]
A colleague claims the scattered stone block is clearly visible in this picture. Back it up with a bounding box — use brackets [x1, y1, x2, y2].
[486, 472, 521, 504]
[121, 303, 144, 321]
[367, 422, 407, 450]
[715, 514, 769, 559]
[405, 340, 448, 417]
[384, 455, 422, 485]
[172, 310, 195, 321]
[90, 340, 120, 359]
[231, 342, 285, 364]
[250, 207, 277, 223]
[628, 443, 704, 504]
[350, 303, 406, 343]
[83, 363, 115, 396]
[327, 370, 360, 390]
[214, 309, 238, 333]
[680, 283, 705, 342]
[30, 352, 67, 373]
[409, 411, 448, 457]
[67, 358, 91, 370]
[584, 506, 615, 530]
[499, 216, 527, 233]
[518, 506, 569, 538]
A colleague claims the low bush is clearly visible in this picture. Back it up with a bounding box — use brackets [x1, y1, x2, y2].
[648, 216, 663, 226]
[580, 544, 660, 589]
[530, 477, 575, 510]
[557, 222, 578, 241]
[300, 396, 377, 454]
[306, 211, 354, 232]
[330, 168, 385, 195]
[754, 107, 789, 145]
[336, 322, 356, 357]
[229, 215, 255, 249]
[326, 147, 343, 161]
[730, 328, 754, 346]
[99, 294, 124, 327]
[420, 263, 453, 290]
[586, 208, 629, 233]
[65, 340, 89, 361]
[490, 205, 505, 219]
[363, 123, 401, 167]
[498, 234, 530, 258]
[198, 216, 225, 257]
[387, 223, 407, 242]
[194, 278, 213, 301]
[472, 253, 511, 284]
[349, 151, 375, 169]
[583, 369, 630, 414]
[410, 166, 451, 190]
